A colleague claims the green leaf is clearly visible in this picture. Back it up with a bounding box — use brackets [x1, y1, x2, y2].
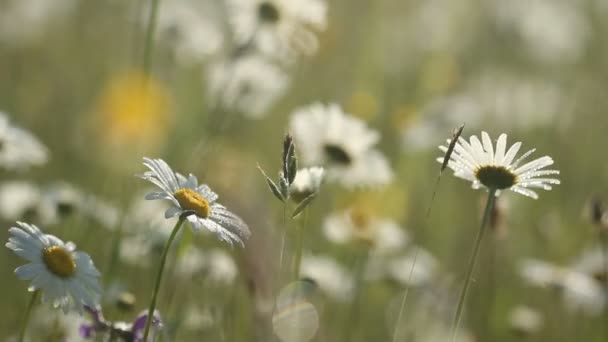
[257, 165, 284, 202]
[292, 193, 317, 218]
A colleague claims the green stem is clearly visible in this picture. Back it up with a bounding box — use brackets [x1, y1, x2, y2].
[292, 210, 306, 280]
[344, 249, 369, 342]
[141, 217, 185, 342]
[142, 0, 162, 74]
[450, 188, 497, 342]
[18, 290, 40, 342]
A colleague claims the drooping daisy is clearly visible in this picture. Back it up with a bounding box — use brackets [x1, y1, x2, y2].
[289, 103, 393, 188]
[138, 158, 251, 247]
[289, 167, 325, 203]
[323, 207, 408, 253]
[299, 254, 354, 302]
[438, 131, 560, 199]
[5, 222, 102, 313]
[0, 112, 48, 170]
[226, 0, 327, 61]
[206, 54, 289, 119]
[154, 0, 223, 63]
[519, 258, 605, 315]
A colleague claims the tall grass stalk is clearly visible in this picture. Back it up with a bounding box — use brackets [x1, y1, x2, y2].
[141, 216, 186, 342]
[450, 188, 497, 342]
[142, 0, 162, 74]
[18, 290, 40, 342]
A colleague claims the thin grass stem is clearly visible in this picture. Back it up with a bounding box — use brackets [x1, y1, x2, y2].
[450, 188, 497, 342]
[142, 0, 162, 74]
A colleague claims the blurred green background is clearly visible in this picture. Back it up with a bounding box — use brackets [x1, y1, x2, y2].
[1, 0, 608, 341]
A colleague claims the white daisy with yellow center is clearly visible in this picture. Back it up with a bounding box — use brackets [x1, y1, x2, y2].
[438, 131, 560, 199]
[5, 222, 101, 313]
[323, 207, 408, 252]
[290, 103, 393, 188]
[138, 158, 250, 247]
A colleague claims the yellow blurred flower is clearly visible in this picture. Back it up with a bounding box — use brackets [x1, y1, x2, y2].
[94, 71, 172, 152]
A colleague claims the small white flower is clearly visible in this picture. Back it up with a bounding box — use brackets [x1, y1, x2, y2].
[519, 258, 605, 315]
[155, 0, 223, 63]
[138, 157, 251, 247]
[387, 247, 439, 286]
[439, 131, 560, 199]
[0, 112, 48, 170]
[207, 55, 289, 119]
[290, 103, 393, 188]
[5, 222, 102, 313]
[573, 247, 607, 282]
[323, 208, 408, 253]
[509, 305, 543, 335]
[0, 181, 41, 221]
[289, 167, 324, 203]
[226, 0, 327, 60]
[299, 254, 354, 302]
[176, 247, 237, 285]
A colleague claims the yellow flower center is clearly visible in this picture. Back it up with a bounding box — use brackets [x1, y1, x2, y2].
[42, 246, 76, 278]
[475, 165, 517, 190]
[349, 208, 375, 247]
[174, 188, 210, 218]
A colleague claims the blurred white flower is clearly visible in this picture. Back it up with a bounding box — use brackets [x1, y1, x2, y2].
[0, 0, 76, 45]
[403, 71, 571, 152]
[439, 131, 560, 199]
[155, 0, 223, 63]
[573, 247, 608, 283]
[176, 247, 238, 285]
[0, 181, 118, 229]
[207, 55, 289, 119]
[491, 0, 588, 64]
[323, 207, 408, 253]
[520, 258, 605, 315]
[387, 247, 439, 286]
[0, 112, 48, 170]
[299, 254, 354, 302]
[226, 0, 327, 61]
[509, 305, 543, 335]
[290, 103, 393, 188]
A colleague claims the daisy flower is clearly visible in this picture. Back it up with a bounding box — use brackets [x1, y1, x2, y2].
[0, 111, 48, 171]
[299, 254, 354, 302]
[289, 103, 393, 188]
[226, 0, 327, 61]
[138, 158, 251, 247]
[438, 131, 560, 199]
[206, 54, 289, 119]
[289, 167, 325, 203]
[5, 222, 102, 313]
[323, 207, 408, 253]
[520, 258, 605, 315]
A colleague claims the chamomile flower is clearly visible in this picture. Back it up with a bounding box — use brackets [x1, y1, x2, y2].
[226, 0, 327, 61]
[289, 167, 325, 203]
[0, 112, 48, 170]
[5, 222, 102, 313]
[289, 103, 393, 188]
[206, 55, 289, 118]
[323, 207, 408, 252]
[299, 254, 354, 302]
[520, 258, 605, 315]
[138, 158, 251, 247]
[439, 131, 560, 199]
